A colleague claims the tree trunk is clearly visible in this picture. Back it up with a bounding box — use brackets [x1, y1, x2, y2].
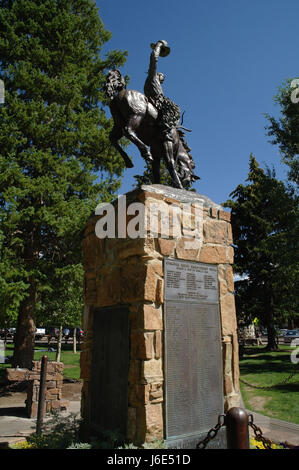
[265, 299, 278, 351]
[73, 327, 77, 354]
[4, 326, 7, 350]
[56, 325, 63, 362]
[12, 281, 37, 369]
[266, 324, 278, 350]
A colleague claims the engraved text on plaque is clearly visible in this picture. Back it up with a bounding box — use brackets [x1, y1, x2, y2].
[164, 259, 223, 444]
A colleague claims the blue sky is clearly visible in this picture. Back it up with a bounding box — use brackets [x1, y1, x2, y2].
[96, 0, 297, 206]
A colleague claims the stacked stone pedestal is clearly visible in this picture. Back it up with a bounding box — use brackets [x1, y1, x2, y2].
[80, 185, 240, 444]
[5, 360, 67, 417]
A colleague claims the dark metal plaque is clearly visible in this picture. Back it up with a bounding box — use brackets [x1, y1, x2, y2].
[164, 259, 224, 443]
[89, 305, 129, 438]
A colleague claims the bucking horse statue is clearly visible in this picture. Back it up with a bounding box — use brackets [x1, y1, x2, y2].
[104, 40, 199, 189]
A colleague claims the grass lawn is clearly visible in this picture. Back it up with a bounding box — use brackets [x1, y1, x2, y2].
[0, 342, 82, 381]
[240, 345, 299, 424]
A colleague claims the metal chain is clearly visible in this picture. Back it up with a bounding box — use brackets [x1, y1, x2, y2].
[240, 368, 297, 390]
[196, 414, 226, 449]
[196, 412, 295, 449]
[247, 414, 274, 449]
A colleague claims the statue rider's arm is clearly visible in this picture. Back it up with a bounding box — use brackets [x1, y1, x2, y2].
[147, 41, 165, 79]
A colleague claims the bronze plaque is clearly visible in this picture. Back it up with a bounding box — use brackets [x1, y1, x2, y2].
[164, 259, 223, 441]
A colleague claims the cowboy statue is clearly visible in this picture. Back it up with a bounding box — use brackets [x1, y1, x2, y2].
[144, 40, 181, 143]
[104, 40, 199, 189]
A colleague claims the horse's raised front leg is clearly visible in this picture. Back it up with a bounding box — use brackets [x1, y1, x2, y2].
[124, 115, 153, 164]
[110, 126, 134, 168]
[163, 140, 184, 189]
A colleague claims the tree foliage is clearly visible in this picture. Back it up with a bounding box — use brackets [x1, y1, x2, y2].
[0, 0, 127, 367]
[265, 78, 299, 188]
[224, 155, 299, 349]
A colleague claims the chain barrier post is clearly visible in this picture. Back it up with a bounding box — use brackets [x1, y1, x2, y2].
[36, 355, 48, 434]
[248, 414, 274, 449]
[226, 407, 250, 449]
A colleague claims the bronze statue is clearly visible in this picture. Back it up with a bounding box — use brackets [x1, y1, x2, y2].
[104, 40, 199, 189]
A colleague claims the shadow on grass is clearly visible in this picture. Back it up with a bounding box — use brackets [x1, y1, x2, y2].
[240, 361, 297, 375]
[34, 343, 82, 353]
[242, 346, 292, 356]
[240, 347, 298, 381]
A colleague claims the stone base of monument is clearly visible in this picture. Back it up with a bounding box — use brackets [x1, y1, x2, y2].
[80, 185, 240, 447]
[165, 428, 227, 449]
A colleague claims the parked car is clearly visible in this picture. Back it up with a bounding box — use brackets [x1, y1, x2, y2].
[35, 327, 46, 340]
[76, 328, 84, 339]
[0, 328, 6, 339]
[278, 329, 288, 336]
[45, 327, 60, 338]
[63, 327, 84, 339]
[284, 330, 299, 344]
[63, 327, 71, 338]
[3, 328, 16, 339]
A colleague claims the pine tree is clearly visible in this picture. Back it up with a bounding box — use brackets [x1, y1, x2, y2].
[265, 79, 299, 188]
[0, 0, 127, 367]
[224, 155, 299, 350]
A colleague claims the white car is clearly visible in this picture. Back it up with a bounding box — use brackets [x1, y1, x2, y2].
[284, 330, 299, 344]
[35, 328, 46, 340]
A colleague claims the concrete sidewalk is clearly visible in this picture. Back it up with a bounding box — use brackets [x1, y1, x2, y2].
[239, 396, 299, 448]
[245, 409, 299, 448]
[0, 397, 298, 449]
[0, 400, 80, 447]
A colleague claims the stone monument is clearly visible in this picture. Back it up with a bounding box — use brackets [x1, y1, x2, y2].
[80, 185, 240, 447]
[80, 41, 240, 448]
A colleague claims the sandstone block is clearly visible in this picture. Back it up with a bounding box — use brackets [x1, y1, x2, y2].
[220, 294, 237, 336]
[210, 207, 218, 218]
[227, 223, 233, 245]
[142, 359, 163, 384]
[176, 237, 201, 260]
[224, 374, 233, 395]
[157, 238, 175, 256]
[144, 264, 157, 302]
[227, 265, 235, 292]
[143, 305, 163, 331]
[154, 331, 162, 359]
[120, 264, 147, 303]
[149, 383, 163, 403]
[131, 331, 154, 360]
[151, 260, 163, 277]
[218, 210, 231, 222]
[199, 245, 227, 264]
[155, 279, 164, 304]
[227, 246, 234, 264]
[6, 368, 28, 382]
[203, 219, 227, 245]
[144, 403, 164, 442]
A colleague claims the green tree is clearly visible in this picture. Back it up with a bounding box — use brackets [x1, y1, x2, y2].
[225, 155, 299, 350]
[36, 264, 84, 357]
[0, 0, 127, 367]
[265, 78, 299, 188]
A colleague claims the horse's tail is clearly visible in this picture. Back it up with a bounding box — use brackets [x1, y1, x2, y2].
[176, 129, 200, 183]
[104, 69, 126, 99]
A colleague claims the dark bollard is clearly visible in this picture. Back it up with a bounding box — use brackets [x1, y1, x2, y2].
[36, 355, 48, 434]
[226, 407, 250, 449]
